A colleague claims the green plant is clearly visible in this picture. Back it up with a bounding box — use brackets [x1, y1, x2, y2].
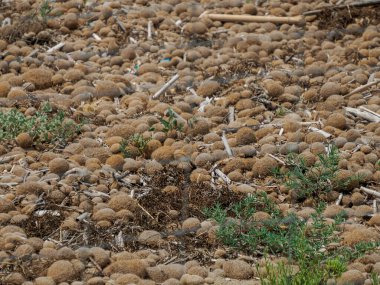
[39, 0, 52, 22]
[206, 195, 379, 285]
[371, 272, 380, 285]
[0, 103, 81, 145]
[280, 146, 361, 201]
[159, 108, 183, 133]
[204, 193, 336, 256]
[275, 106, 290, 117]
[119, 134, 151, 158]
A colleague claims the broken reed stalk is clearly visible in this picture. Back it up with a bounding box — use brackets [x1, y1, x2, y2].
[147, 20, 153, 40]
[335, 193, 343, 205]
[309, 126, 332, 138]
[47, 42, 65, 53]
[345, 107, 380, 123]
[204, 14, 305, 25]
[152, 74, 180, 99]
[360, 186, 380, 198]
[359, 106, 380, 119]
[344, 80, 380, 97]
[228, 106, 235, 123]
[221, 131, 233, 157]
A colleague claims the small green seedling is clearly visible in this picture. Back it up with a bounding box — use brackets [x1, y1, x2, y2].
[159, 108, 184, 133]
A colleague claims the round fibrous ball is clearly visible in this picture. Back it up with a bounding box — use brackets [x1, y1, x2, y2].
[108, 193, 138, 212]
[95, 80, 122, 98]
[236, 127, 256, 145]
[151, 146, 175, 164]
[263, 79, 284, 98]
[223, 260, 253, 279]
[138, 230, 163, 246]
[183, 22, 208, 34]
[22, 68, 53, 89]
[252, 156, 278, 177]
[336, 270, 365, 285]
[48, 158, 70, 175]
[0, 81, 11, 97]
[305, 132, 327, 143]
[47, 260, 77, 283]
[107, 124, 135, 139]
[326, 113, 346, 130]
[15, 132, 33, 148]
[320, 82, 341, 99]
[197, 81, 220, 97]
[106, 155, 124, 171]
[187, 119, 210, 136]
[64, 13, 79, 30]
[342, 228, 380, 246]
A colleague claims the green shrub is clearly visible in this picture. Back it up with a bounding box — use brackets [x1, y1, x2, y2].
[119, 134, 151, 158]
[0, 103, 81, 145]
[280, 146, 361, 200]
[205, 194, 380, 284]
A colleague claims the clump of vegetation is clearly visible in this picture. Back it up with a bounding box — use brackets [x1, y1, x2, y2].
[120, 134, 151, 158]
[0, 103, 81, 145]
[280, 146, 361, 200]
[205, 193, 380, 285]
[39, 0, 52, 22]
[160, 108, 184, 133]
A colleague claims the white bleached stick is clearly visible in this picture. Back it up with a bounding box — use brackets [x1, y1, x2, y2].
[147, 20, 153, 40]
[345, 80, 380, 97]
[360, 186, 380, 198]
[359, 106, 380, 119]
[228, 106, 235, 123]
[335, 193, 343, 205]
[92, 33, 101, 41]
[345, 107, 380, 123]
[47, 42, 65, 53]
[222, 131, 233, 157]
[152, 74, 180, 99]
[308, 126, 332, 138]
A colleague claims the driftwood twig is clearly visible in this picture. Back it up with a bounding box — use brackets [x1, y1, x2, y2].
[203, 14, 305, 25]
[361, 186, 380, 198]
